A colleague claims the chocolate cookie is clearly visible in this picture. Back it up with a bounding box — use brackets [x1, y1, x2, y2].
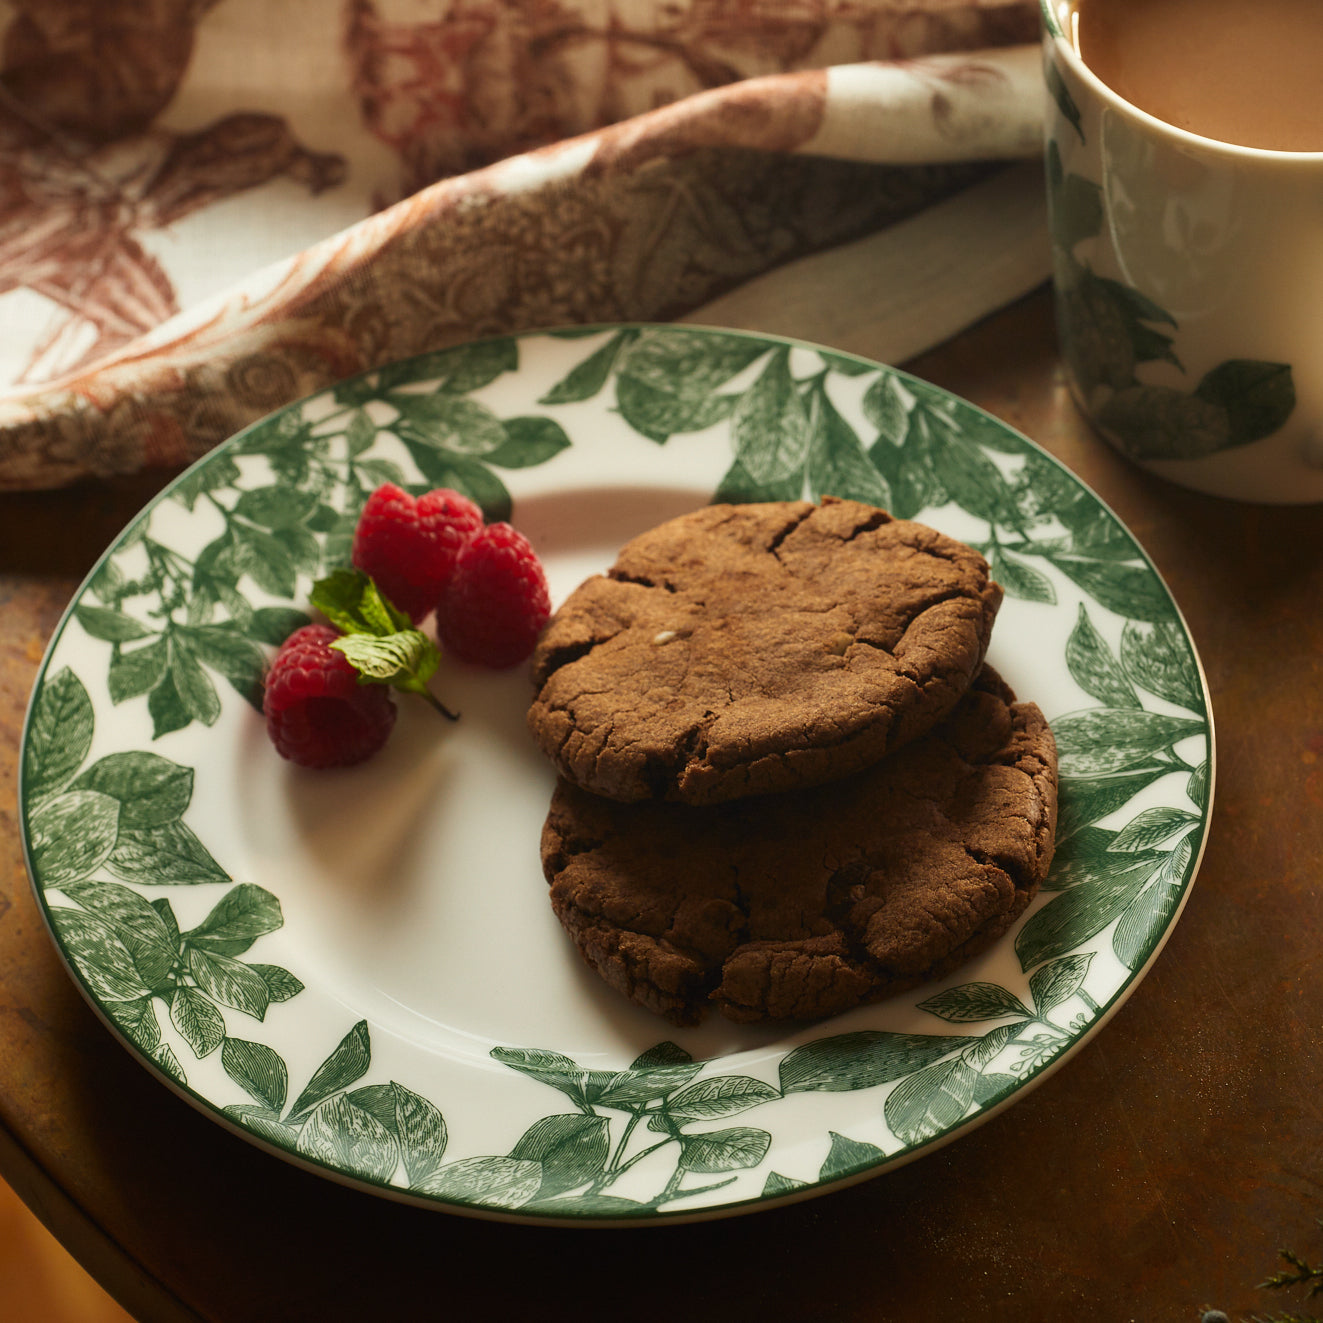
[541, 668, 1057, 1025]
[527, 498, 1003, 805]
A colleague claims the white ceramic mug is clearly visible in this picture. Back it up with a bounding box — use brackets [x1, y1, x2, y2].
[1040, 0, 1323, 502]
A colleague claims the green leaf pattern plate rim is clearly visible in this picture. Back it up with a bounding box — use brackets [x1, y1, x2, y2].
[19, 325, 1214, 1225]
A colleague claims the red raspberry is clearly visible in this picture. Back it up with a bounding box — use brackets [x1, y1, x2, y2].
[263, 624, 396, 768]
[351, 483, 483, 623]
[437, 523, 551, 668]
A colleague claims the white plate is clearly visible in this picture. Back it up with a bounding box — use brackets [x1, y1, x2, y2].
[20, 325, 1213, 1223]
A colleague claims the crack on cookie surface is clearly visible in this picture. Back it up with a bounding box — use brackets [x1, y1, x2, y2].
[542, 667, 1058, 1025]
[528, 498, 1002, 805]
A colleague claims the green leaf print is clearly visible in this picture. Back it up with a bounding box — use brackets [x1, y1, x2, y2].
[107, 821, 229, 887]
[587, 1060, 704, 1108]
[343, 408, 377, 457]
[677, 1126, 771, 1174]
[1048, 153, 1104, 253]
[1194, 360, 1295, 447]
[28, 790, 120, 888]
[763, 1170, 810, 1196]
[990, 546, 1057, 606]
[392, 393, 508, 455]
[861, 372, 909, 445]
[170, 986, 226, 1057]
[165, 636, 222, 727]
[1187, 760, 1210, 807]
[884, 1054, 980, 1144]
[867, 405, 947, 520]
[1046, 58, 1084, 142]
[184, 883, 283, 956]
[23, 667, 94, 803]
[230, 523, 299, 599]
[489, 1046, 590, 1108]
[74, 604, 154, 643]
[916, 982, 1032, 1024]
[1046, 825, 1149, 888]
[613, 328, 765, 442]
[511, 1114, 610, 1198]
[246, 606, 311, 647]
[806, 383, 890, 507]
[818, 1131, 886, 1181]
[663, 1076, 781, 1122]
[346, 1082, 448, 1186]
[414, 1156, 542, 1208]
[223, 1104, 297, 1146]
[712, 455, 804, 504]
[1107, 806, 1200, 853]
[1111, 834, 1194, 969]
[175, 625, 266, 709]
[48, 906, 153, 1001]
[187, 947, 272, 1020]
[1015, 852, 1160, 970]
[398, 445, 512, 521]
[296, 1093, 400, 1184]
[1066, 604, 1140, 709]
[1028, 953, 1094, 1015]
[1051, 153, 1297, 458]
[1096, 385, 1232, 461]
[539, 329, 639, 404]
[1046, 554, 1176, 623]
[170, 452, 242, 510]
[1052, 708, 1205, 777]
[779, 1031, 977, 1094]
[74, 756, 193, 825]
[731, 348, 811, 485]
[222, 1038, 289, 1111]
[248, 964, 304, 1003]
[483, 416, 572, 469]
[1119, 621, 1203, 712]
[287, 1020, 373, 1123]
[387, 336, 518, 395]
[107, 997, 162, 1053]
[233, 485, 321, 530]
[1055, 766, 1172, 843]
[107, 638, 169, 704]
[925, 419, 1021, 530]
[152, 1043, 187, 1085]
[619, 327, 767, 401]
[63, 880, 177, 987]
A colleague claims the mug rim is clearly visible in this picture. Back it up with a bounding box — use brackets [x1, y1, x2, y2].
[1039, 0, 1323, 164]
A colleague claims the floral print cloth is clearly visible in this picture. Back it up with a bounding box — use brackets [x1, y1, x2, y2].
[0, 0, 1045, 489]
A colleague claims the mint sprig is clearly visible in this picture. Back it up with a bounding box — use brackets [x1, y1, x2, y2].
[310, 568, 458, 720]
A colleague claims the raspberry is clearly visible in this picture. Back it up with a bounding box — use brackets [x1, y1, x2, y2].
[263, 624, 396, 767]
[437, 523, 551, 668]
[351, 483, 483, 623]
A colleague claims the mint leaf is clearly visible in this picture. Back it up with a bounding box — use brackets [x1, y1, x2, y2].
[310, 568, 411, 637]
[310, 569, 458, 720]
[331, 632, 456, 718]
[332, 630, 438, 684]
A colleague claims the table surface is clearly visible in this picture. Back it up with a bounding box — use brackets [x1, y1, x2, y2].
[2, 285, 1320, 1323]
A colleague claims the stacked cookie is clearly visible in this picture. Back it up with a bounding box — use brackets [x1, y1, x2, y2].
[527, 497, 1058, 1025]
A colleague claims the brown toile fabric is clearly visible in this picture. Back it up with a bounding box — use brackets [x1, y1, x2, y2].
[0, 0, 1044, 490]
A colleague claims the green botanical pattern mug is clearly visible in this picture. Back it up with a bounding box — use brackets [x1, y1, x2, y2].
[1041, 0, 1323, 502]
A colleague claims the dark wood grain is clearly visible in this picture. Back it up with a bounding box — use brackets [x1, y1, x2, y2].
[2, 286, 1320, 1323]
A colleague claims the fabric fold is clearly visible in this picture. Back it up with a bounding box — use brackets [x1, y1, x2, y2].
[0, 5, 1047, 491]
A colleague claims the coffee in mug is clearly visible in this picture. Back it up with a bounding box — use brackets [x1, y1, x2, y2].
[1071, 0, 1323, 152]
[1040, 0, 1323, 502]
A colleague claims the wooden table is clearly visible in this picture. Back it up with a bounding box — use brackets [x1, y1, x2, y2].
[2, 286, 1320, 1323]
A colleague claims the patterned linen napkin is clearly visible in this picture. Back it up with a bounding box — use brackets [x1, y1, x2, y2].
[0, 0, 1046, 490]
